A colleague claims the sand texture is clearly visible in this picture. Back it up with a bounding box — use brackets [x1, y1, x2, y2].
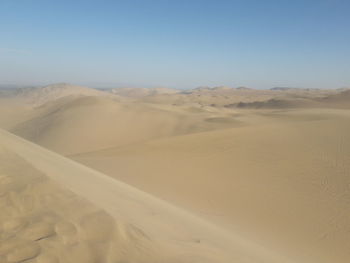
[1, 84, 350, 262]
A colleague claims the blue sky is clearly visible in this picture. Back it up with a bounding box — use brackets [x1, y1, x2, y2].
[0, 0, 349, 89]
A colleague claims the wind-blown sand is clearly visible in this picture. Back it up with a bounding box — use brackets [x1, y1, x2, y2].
[1, 146, 156, 263]
[1, 84, 350, 262]
[0, 129, 290, 263]
[73, 108, 350, 263]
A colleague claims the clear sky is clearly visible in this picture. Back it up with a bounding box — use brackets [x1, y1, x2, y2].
[0, 0, 349, 89]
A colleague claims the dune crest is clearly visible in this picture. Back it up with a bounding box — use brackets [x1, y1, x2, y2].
[0, 147, 157, 263]
[0, 129, 293, 263]
[1, 85, 350, 262]
[108, 87, 180, 98]
[12, 83, 118, 107]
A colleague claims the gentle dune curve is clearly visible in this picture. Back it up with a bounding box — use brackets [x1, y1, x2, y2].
[73, 109, 350, 263]
[0, 129, 294, 263]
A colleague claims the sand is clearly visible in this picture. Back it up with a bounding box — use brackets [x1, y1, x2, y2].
[73, 108, 350, 263]
[0, 129, 289, 263]
[1, 84, 350, 262]
[0, 147, 155, 263]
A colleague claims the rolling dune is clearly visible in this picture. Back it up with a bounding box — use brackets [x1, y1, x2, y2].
[0, 129, 290, 263]
[107, 87, 180, 98]
[0, 148, 157, 263]
[13, 83, 119, 107]
[9, 95, 244, 155]
[73, 108, 350, 263]
[1, 84, 350, 262]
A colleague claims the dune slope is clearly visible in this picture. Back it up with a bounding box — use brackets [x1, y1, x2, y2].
[9, 96, 245, 155]
[13, 83, 117, 106]
[0, 128, 296, 263]
[1, 85, 350, 263]
[0, 148, 157, 263]
[73, 108, 350, 263]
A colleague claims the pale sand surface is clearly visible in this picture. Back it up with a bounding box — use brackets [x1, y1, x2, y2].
[0, 130, 289, 263]
[73, 109, 350, 263]
[5, 95, 245, 155]
[0, 147, 157, 263]
[1, 84, 350, 262]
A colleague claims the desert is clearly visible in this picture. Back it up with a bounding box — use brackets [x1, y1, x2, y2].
[0, 83, 349, 262]
[1, 1, 350, 262]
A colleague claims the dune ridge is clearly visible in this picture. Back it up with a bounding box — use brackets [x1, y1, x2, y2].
[107, 87, 180, 98]
[8, 94, 246, 155]
[1, 84, 350, 262]
[72, 108, 350, 263]
[11, 83, 119, 107]
[0, 129, 294, 263]
[0, 148, 157, 263]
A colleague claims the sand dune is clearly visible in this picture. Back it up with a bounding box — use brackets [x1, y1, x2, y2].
[7, 85, 346, 155]
[142, 86, 343, 107]
[230, 98, 319, 109]
[8, 95, 245, 155]
[0, 148, 157, 263]
[73, 108, 350, 263]
[230, 90, 350, 109]
[107, 87, 180, 98]
[11, 83, 118, 107]
[1, 84, 350, 262]
[318, 89, 350, 108]
[0, 129, 291, 263]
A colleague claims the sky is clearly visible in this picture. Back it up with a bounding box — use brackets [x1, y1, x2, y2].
[0, 0, 349, 89]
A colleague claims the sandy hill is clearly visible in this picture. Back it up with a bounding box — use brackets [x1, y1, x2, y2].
[221, 89, 349, 109]
[230, 98, 319, 109]
[0, 87, 21, 97]
[0, 129, 289, 263]
[72, 108, 350, 263]
[8, 95, 243, 155]
[108, 87, 180, 98]
[318, 89, 350, 108]
[12, 83, 117, 106]
[141, 87, 342, 107]
[1, 85, 350, 263]
[142, 88, 276, 107]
